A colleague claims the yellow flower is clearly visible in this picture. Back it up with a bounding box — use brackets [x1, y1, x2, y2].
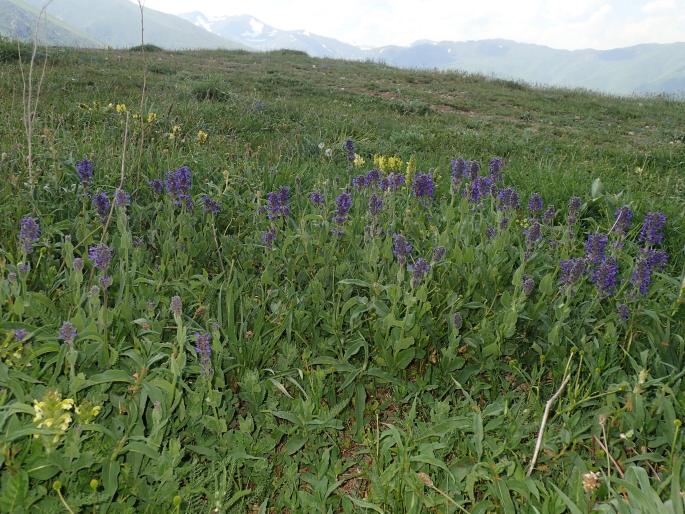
[373, 154, 403, 173]
[353, 154, 365, 168]
[147, 112, 157, 123]
[197, 130, 208, 144]
[132, 113, 140, 120]
[405, 154, 416, 183]
[169, 125, 182, 140]
[115, 103, 127, 113]
[75, 400, 102, 424]
[32, 391, 75, 443]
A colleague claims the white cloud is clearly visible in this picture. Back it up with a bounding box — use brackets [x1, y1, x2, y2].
[138, 0, 685, 50]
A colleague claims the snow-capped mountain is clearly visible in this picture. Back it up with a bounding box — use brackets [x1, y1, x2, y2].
[179, 12, 365, 59]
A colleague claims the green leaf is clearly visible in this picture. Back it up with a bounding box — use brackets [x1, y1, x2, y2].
[347, 495, 385, 513]
[0, 470, 28, 513]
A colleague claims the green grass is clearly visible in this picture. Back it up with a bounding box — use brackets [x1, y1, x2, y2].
[0, 47, 684, 513]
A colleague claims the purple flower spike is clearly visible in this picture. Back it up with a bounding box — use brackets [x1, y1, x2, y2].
[309, 190, 324, 207]
[525, 221, 542, 248]
[262, 226, 277, 248]
[409, 258, 431, 287]
[76, 157, 94, 185]
[345, 138, 355, 162]
[334, 191, 353, 226]
[632, 248, 668, 295]
[59, 321, 77, 345]
[613, 206, 633, 236]
[92, 191, 111, 222]
[528, 193, 543, 215]
[114, 188, 130, 207]
[195, 332, 213, 376]
[542, 206, 556, 225]
[639, 212, 666, 246]
[19, 216, 40, 254]
[522, 276, 535, 296]
[452, 312, 463, 330]
[266, 187, 290, 220]
[567, 196, 582, 225]
[201, 195, 220, 215]
[88, 244, 113, 272]
[368, 193, 383, 217]
[497, 187, 520, 211]
[432, 246, 446, 263]
[392, 233, 413, 265]
[591, 257, 619, 296]
[149, 179, 164, 195]
[617, 304, 630, 322]
[170, 295, 183, 317]
[488, 157, 504, 182]
[413, 173, 434, 200]
[585, 233, 608, 265]
[559, 258, 586, 286]
[14, 329, 29, 342]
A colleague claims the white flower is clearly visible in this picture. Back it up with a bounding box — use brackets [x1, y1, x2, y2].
[325, 148, 333, 157]
[318, 142, 325, 150]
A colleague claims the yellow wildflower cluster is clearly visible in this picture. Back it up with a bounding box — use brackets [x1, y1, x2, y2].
[353, 153, 365, 168]
[1, 333, 23, 367]
[147, 112, 157, 123]
[168, 125, 182, 141]
[33, 390, 74, 443]
[405, 154, 417, 183]
[373, 155, 403, 173]
[115, 103, 127, 114]
[75, 399, 102, 424]
[197, 130, 208, 145]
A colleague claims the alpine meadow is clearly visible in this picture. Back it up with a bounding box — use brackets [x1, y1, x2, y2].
[1, 34, 685, 514]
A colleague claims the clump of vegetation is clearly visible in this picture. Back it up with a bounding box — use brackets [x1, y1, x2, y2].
[129, 43, 164, 52]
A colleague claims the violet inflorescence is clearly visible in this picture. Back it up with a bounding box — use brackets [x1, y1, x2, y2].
[59, 321, 77, 345]
[114, 188, 130, 207]
[368, 193, 383, 217]
[333, 191, 353, 231]
[194, 332, 213, 376]
[638, 212, 666, 246]
[613, 206, 633, 236]
[76, 157, 94, 186]
[528, 192, 543, 217]
[266, 187, 290, 221]
[559, 258, 586, 287]
[412, 173, 435, 200]
[309, 190, 324, 207]
[392, 234, 413, 265]
[19, 216, 40, 254]
[201, 195, 220, 215]
[164, 165, 193, 209]
[631, 248, 668, 295]
[88, 244, 113, 272]
[92, 192, 111, 222]
[409, 258, 431, 288]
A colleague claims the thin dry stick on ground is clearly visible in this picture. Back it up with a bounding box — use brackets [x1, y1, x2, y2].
[527, 372, 572, 477]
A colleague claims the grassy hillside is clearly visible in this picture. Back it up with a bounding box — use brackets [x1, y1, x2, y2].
[374, 39, 685, 95]
[19, 0, 246, 50]
[0, 48, 684, 512]
[0, 0, 101, 47]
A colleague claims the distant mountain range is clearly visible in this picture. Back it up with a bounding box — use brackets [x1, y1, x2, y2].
[179, 13, 685, 96]
[1, 1, 683, 96]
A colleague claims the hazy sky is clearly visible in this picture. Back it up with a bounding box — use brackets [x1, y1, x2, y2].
[139, 0, 685, 50]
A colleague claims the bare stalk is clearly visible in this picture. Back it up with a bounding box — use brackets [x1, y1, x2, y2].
[137, 0, 148, 185]
[527, 372, 572, 477]
[100, 112, 130, 242]
[18, 0, 54, 196]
